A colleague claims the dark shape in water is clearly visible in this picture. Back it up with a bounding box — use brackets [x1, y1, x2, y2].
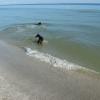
[35, 34, 44, 45]
[34, 22, 42, 25]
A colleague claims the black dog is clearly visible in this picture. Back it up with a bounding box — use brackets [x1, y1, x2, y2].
[35, 22, 42, 25]
[35, 34, 44, 45]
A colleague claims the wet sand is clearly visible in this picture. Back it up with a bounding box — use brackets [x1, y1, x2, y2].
[0, 40, 100, 100]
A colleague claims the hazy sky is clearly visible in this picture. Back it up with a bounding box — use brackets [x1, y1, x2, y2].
[0, 0, 100, 4]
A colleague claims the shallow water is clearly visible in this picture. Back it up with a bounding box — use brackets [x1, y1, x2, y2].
[0, 4, 100, 72]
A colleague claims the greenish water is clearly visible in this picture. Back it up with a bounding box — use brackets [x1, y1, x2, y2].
[0, 4, 100, 72]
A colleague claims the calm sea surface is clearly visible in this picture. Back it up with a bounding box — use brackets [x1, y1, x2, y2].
[0, 4, 100, 72]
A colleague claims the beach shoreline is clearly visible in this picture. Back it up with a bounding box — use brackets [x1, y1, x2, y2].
[0, 40, 100, 100]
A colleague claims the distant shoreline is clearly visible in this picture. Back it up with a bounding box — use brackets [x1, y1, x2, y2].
[0, 3, 100, 6]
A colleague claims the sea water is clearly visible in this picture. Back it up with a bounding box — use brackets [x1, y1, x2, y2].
[0, 4, 100, 72]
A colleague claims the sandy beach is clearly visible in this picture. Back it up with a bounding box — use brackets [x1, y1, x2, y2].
[0, 40, 100, 100]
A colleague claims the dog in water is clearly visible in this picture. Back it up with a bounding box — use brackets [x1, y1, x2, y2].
[34, 22, 42, 26]
[35, 34, 44, 45]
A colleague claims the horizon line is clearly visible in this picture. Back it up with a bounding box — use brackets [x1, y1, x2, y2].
[0, 3, 100, 6]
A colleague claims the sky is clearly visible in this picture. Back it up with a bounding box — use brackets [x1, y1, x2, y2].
[0, 0, 100, 4]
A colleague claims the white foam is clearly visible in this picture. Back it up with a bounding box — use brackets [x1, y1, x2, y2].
[43, 40, 48, 44]
[25, 47, 83, 71]
[26, 25, 36, 29]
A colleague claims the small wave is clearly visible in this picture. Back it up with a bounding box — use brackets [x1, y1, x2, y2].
[24, 47, 84, 71]
[26, 24, 36, 29]
[24, 48, 99, 74]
